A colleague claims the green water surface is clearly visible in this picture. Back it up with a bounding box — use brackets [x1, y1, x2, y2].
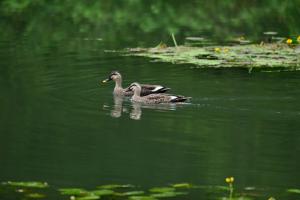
[0, 35, 300, 199]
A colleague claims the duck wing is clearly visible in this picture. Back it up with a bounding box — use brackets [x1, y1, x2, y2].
[140, 84, 170, 95]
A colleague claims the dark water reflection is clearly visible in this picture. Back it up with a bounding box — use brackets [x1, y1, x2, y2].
[0, 36, 300, 199]
[104, 95, 181, 120]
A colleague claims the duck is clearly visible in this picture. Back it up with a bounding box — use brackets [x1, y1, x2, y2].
[126, 82, 190, 104]
[102, 71, 170, 96]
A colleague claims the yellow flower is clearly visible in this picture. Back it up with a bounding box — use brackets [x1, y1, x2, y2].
[214, 47, 221, 52]
[286, 38, 293, 44]
[225, 177, 234, 183]
[297, 36, 300, 43]
[223, 48, 229, 53]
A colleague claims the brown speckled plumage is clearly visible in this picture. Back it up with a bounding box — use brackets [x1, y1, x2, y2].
[127, 82, 190, 104]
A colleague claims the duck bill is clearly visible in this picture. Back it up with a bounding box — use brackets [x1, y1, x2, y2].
[101, 77, 112, 83]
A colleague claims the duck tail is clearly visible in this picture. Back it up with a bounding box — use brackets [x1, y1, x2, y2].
[170, 95, 191, 103]
[156, 87, 171, 93]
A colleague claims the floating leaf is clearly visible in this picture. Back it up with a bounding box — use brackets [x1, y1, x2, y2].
[3, 181, 48, 188]
[90, 189, 114, 196]
[244, 187, 256, 191]
[129, 196, 157, 200]
[16, 189, 25, 193]
[219, 197, 253, 200]
[196, 185, 230, 191]
[76, 195, 100, 200]
[125, 44, 300, 71]
[149, 187, 175, 193]
[171, 183, 192, 188]
[151, 191, 187, 198]
[117, 191, 145, 196]
[26, 193, 46, 199]
[97, 184, 134, 189]
[287, 189, 300, 194]
[59, 188, 87, 195]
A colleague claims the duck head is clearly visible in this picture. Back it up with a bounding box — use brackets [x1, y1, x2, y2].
[126, 82, 142, 95]
[102, 71, 121, 83]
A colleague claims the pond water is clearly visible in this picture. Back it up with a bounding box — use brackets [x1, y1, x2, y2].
[0, 35, 300, 199]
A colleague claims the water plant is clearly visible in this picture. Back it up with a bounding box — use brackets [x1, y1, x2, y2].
[286, 38, 293, 45]
[287, 188, 300, 194]
[1, 180, 300, 200]
[125, 42, 300, 71]
[2, 181, 49, 188]
[225, 176, 235, 200]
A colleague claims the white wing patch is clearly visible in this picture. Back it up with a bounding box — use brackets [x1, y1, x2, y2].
[170, 96, 177, 100]
[152, 86, 163, 92]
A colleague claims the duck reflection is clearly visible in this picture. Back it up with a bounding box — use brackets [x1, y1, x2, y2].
[129, 101, 178, 120]
[130, 101, 142, 120]
[107, 95, 183, 120]
[110, 95, 126, 118]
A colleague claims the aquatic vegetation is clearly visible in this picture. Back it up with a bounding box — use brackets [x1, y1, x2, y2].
[149, 187, 175, 193]
[129, 196, 157, 200]
[90, 189, 115, 196]
[125, 43, 300, 71]
[97, 184, 135, 189]
[25, 193, 46, 199]
[59, 188, 88, 195]
[225, 177, 235, 200]
[171, 183, 193, 188]
[0, 180, 299, 200]
[151, 191, 187, 198]
[287, 188, 300, 194]
[286, 38, 293, 44]
[2, 181, 49, 188]
[117, 191, 145, 196]
[74, 194, 100, 200]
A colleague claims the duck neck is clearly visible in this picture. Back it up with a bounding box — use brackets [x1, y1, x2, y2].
[114, 77, 123, 90]
[132, 87, 142, 99]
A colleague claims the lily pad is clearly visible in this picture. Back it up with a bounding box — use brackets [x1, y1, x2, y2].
[90, 189, 114, 196]
[151, 191, 187, 198]
[196, 185, 231, 191]
[76, 195, 100, 200]
[219, 197, 253, 200]
[129, 196, 157, 200]
[59, 188, 87, 195]
[149, 187, 175, 193]
[26, 193, 46, 199]
[97, 184, 134, 189]
[117, 191, 145, 196]
[171, 183, 193, 188]
[3, 181, 48, 188]
[287, 189, 300, 194]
